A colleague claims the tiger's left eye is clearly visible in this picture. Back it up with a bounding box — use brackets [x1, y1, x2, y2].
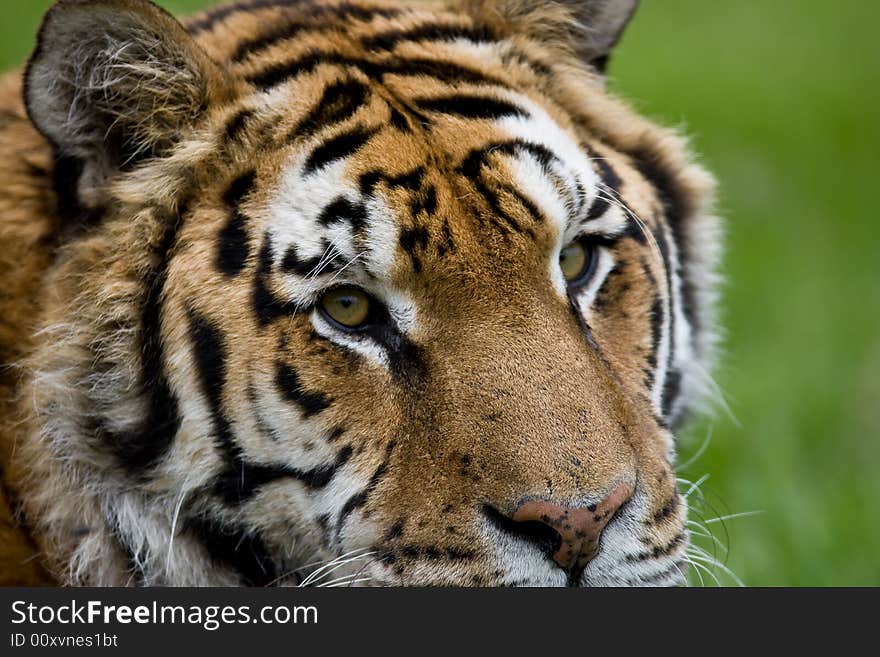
[559, 240, 596, 285]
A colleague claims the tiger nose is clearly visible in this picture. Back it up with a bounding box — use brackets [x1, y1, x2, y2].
[510, 483, 634, 573]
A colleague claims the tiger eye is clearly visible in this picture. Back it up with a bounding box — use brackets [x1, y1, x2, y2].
[320, 286, 372, 328]
[559, 240, 590, 283]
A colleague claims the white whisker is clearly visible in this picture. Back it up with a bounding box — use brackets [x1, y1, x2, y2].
[704, 510, 764, 524]
[683, 473, 710, 499]
[677, 425, 714, 471]
[299, 551, 377, 587]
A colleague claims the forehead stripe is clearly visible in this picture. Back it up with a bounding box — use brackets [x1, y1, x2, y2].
[245, 50, 505, 90]
[223, 107, 257, 142]
[317, 197, 369, 232]
[288, 78, 371, 142]
[360, 22, 496, 51]
[303, 125, 378, 174]
[414, 94, 528, 121]
[585, 156, 623, 221]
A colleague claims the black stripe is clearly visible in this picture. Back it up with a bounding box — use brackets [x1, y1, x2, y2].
[460, 143, 557, 235]
[361, 23, 495, 51]
[662, 369, 682, 421]
[280, 244, 326, 277]
[223, 170, 257, 207]
[503, 185, 544, 226]
[224, 108, 257, 143]
[189, 311, 346, 504]
[317, 197, 369, 234]
[388, 105, 411, 132]
[414, 94, 527, 121]
[288, 79, 371, 141]
[217, 171, 256, 277]
[645, 291, 663, 390]
[185, 517, 277, 586]
[214, 444, 354, 501]
[99, 210, 184, 472]
[336, 441, 395, 529]
[592, 54, 611, 74]
[231, 21, 313, 62]
[422, 185, 437, 215]
[188, 310, 237, 452]
[187, 310, 253, 504]
[217, 211, 251, 277]
[592, 265, 625, 314]
[649, 493, 680, 525]
[303, 125, 377, 174]
[399, 226, 430, 274]
[51, 155, 104, 231]
[385, 518, 406, 541]
[252, 234, 300, 325]
[246, 51, 504, 90]
[275, 361, 332, 416]
[585, 155, 623, 221]
[438, 221, 456, 256]
[653, 227, 680, 421]
[626, 531, 687, 562]
[630, 148, 697, 339]
[459, 140, 559, 179]
[358, 166, 424, 196]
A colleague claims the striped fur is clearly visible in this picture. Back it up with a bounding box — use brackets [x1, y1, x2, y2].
[0, 0, 720, 586]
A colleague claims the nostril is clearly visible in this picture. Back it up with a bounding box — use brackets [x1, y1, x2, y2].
[483, 483, 634, 578]
[482, 504, 562, 558]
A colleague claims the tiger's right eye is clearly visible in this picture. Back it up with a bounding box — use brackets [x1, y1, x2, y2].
[319, 286, 372, 329]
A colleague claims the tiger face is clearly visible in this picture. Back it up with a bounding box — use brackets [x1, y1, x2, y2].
[11, 0, 719, 586]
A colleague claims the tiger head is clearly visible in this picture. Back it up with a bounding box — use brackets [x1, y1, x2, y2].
[14, 0, 720, 586]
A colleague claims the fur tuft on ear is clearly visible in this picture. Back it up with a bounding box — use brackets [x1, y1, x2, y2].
[456, 0, 639, 70]
[24, 0, 230, 195]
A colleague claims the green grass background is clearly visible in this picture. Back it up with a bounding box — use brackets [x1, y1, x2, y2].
[2, 0, 877, 586]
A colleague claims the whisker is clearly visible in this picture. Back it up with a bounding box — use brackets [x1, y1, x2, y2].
[677, 425, 714, 471]
[704, 510, 764, 524]
[266, 547, 374, 587]
[316, 572, 376, 587]
[684, 556, 721, 587]
[686, 523, 728, 555]
[165, 475, 192, 575]
[682, 473, 710, 500]
[300, 551, 377, 587]
[686, 547, 745, 587]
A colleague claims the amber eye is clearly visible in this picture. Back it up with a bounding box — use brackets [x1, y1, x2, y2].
[319, 286, 372, 329]
[559, 240, 596, 284]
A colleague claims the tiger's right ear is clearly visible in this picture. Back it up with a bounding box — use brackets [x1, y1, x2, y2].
[24, 0, 232, 194]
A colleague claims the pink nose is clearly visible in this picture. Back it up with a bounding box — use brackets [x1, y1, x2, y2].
[511, 483, 634, 573]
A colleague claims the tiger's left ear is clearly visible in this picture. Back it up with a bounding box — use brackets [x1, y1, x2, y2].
[457, 0, 639, 72]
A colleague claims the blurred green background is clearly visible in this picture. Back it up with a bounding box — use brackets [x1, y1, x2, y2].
[1, 1, 877, 586]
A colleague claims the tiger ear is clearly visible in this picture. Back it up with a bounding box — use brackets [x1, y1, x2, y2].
[458, 0, 639, 71]
[24, 0, 231, 189]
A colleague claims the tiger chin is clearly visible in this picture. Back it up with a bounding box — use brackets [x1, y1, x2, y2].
[0, 0, 721, 587]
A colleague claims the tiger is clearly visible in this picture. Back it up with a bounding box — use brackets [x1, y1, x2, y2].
[0, 0, 721, 587]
